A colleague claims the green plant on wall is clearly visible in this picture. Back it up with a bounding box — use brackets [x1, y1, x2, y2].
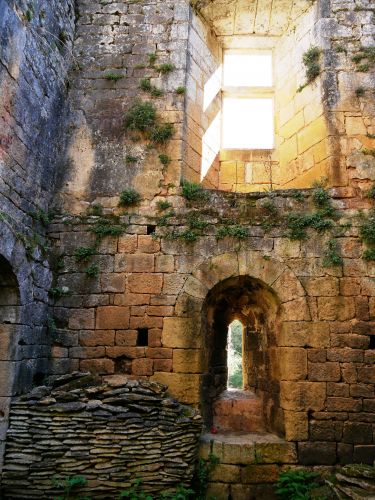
[192, 453, 219, 500]
[119, 188, 141, 207]
[181, 180, 208, 202]
[297, 46, 321, 92]
[323, 239, 343, 267]
[359, 207, 375, 260]
[105, 72, 123, 82]
[352, 46, 375, 72]
[123, 101, 174, 146]
[53, 474, 88, 500]
[156, 63, 175, 74]
[124, 101, 157, 132]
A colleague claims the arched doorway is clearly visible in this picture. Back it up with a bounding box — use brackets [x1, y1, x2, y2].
[0, 255, 20, 470]
[200, 275, 283, 435]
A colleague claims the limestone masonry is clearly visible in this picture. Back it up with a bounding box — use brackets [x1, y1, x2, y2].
[0, 0, 375, 497]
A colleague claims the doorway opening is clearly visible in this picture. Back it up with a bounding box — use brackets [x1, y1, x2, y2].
[0, 255, 20, 471]
[201, 275, 283, 435]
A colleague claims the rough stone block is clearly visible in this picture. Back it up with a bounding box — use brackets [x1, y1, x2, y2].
[151, 372, 200, 404]
[358, 367, 375, 383]
[115, 330, 138, 347]
[68, 309, 95, 330]
[118, 235, 138, 253]
[162, 317, 202, 348]
[343, 422, 373, 444]
[162, 274, 187, 294]
[317, 297, 355, 321]
[205, 484, 230, 500]
[128, 273, 163, 294]
[155, 255, 174, 272]
[132, 358, 154, 376]
[298, 442, 337, 465]
[353, 446, 375, 465]
[100, 273, 126, 292]
[327, 383, 349, 397]
[211, 441, 255, 465]
[278, 347, 307, 381]
[146, 305, 174, 316]
[326, 397, 362, 412]
[241, 465, 280, 484]
[137, 235, 160, 253]
[126, 254, 155, 273]
[80, 330, 115, 347]
[172, 349, 203, 373]
[305, 277, 339, 296]
[308, 362, 341, 382]
[309, 420, 343, 441]
[337, 443, 354, 465]
[96, 306, 130, 329]
[153, 359, 172, 372]
[280, 381, 326, 411]
[209, 464, 241, 483]
[255, 442, 297, 464]
[284, 411, 308, 441]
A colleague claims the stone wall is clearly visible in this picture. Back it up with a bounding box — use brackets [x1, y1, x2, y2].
[0, 0, 75, 472]
[58, 0, 190, 213]
[1, 372, 202, 498]
[46, 185, 375, 466]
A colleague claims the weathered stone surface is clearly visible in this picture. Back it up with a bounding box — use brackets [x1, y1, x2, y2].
[280, 382, 326, 411]
[151, 372, 200, 404]
[162, 317, 202, 348]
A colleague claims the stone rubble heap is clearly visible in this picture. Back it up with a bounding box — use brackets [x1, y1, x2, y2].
[1, 372, 202, 498]
[328, 464, 375, 499]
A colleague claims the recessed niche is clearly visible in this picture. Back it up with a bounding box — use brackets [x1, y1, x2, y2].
[137, 328, 149, 347]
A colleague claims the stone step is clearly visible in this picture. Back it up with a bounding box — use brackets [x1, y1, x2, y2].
[200, 431, 297, 500]
[213, 390, 266, 433]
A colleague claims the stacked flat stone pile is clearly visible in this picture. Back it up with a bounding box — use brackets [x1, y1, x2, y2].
[328, 464, 375, 499]
[1, 373, 202, 498]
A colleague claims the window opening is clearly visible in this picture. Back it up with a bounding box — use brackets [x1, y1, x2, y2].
[222, 50, 274, 150]
[227, 320, 243, 389]
[369, 335, 375, 350]
[147, 225, 156, 235]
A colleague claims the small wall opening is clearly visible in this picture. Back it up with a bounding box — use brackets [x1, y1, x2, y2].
[201, 275, 283, 435]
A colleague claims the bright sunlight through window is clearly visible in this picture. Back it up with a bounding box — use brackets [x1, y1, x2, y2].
[222, 51, 274, 150]
[222, 98, 274, 149]
[223, 53, 273, 87]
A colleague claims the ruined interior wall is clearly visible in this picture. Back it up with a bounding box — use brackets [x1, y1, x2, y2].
[183, 9, 222, 188]
[58, 0, 190, 214]
[0, 0, 75, 472]
[2, 374, 202, 498]
[46, 184, 375, 467]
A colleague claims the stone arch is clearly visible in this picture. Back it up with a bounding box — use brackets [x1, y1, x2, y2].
[175, 250, 308, 323]
[0, 222, 51, 471]
[0, 253, 21, 472]
[169, 251, 309, 434]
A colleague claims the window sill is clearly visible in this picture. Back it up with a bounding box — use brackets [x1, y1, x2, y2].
[220, 149, 275, 162]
